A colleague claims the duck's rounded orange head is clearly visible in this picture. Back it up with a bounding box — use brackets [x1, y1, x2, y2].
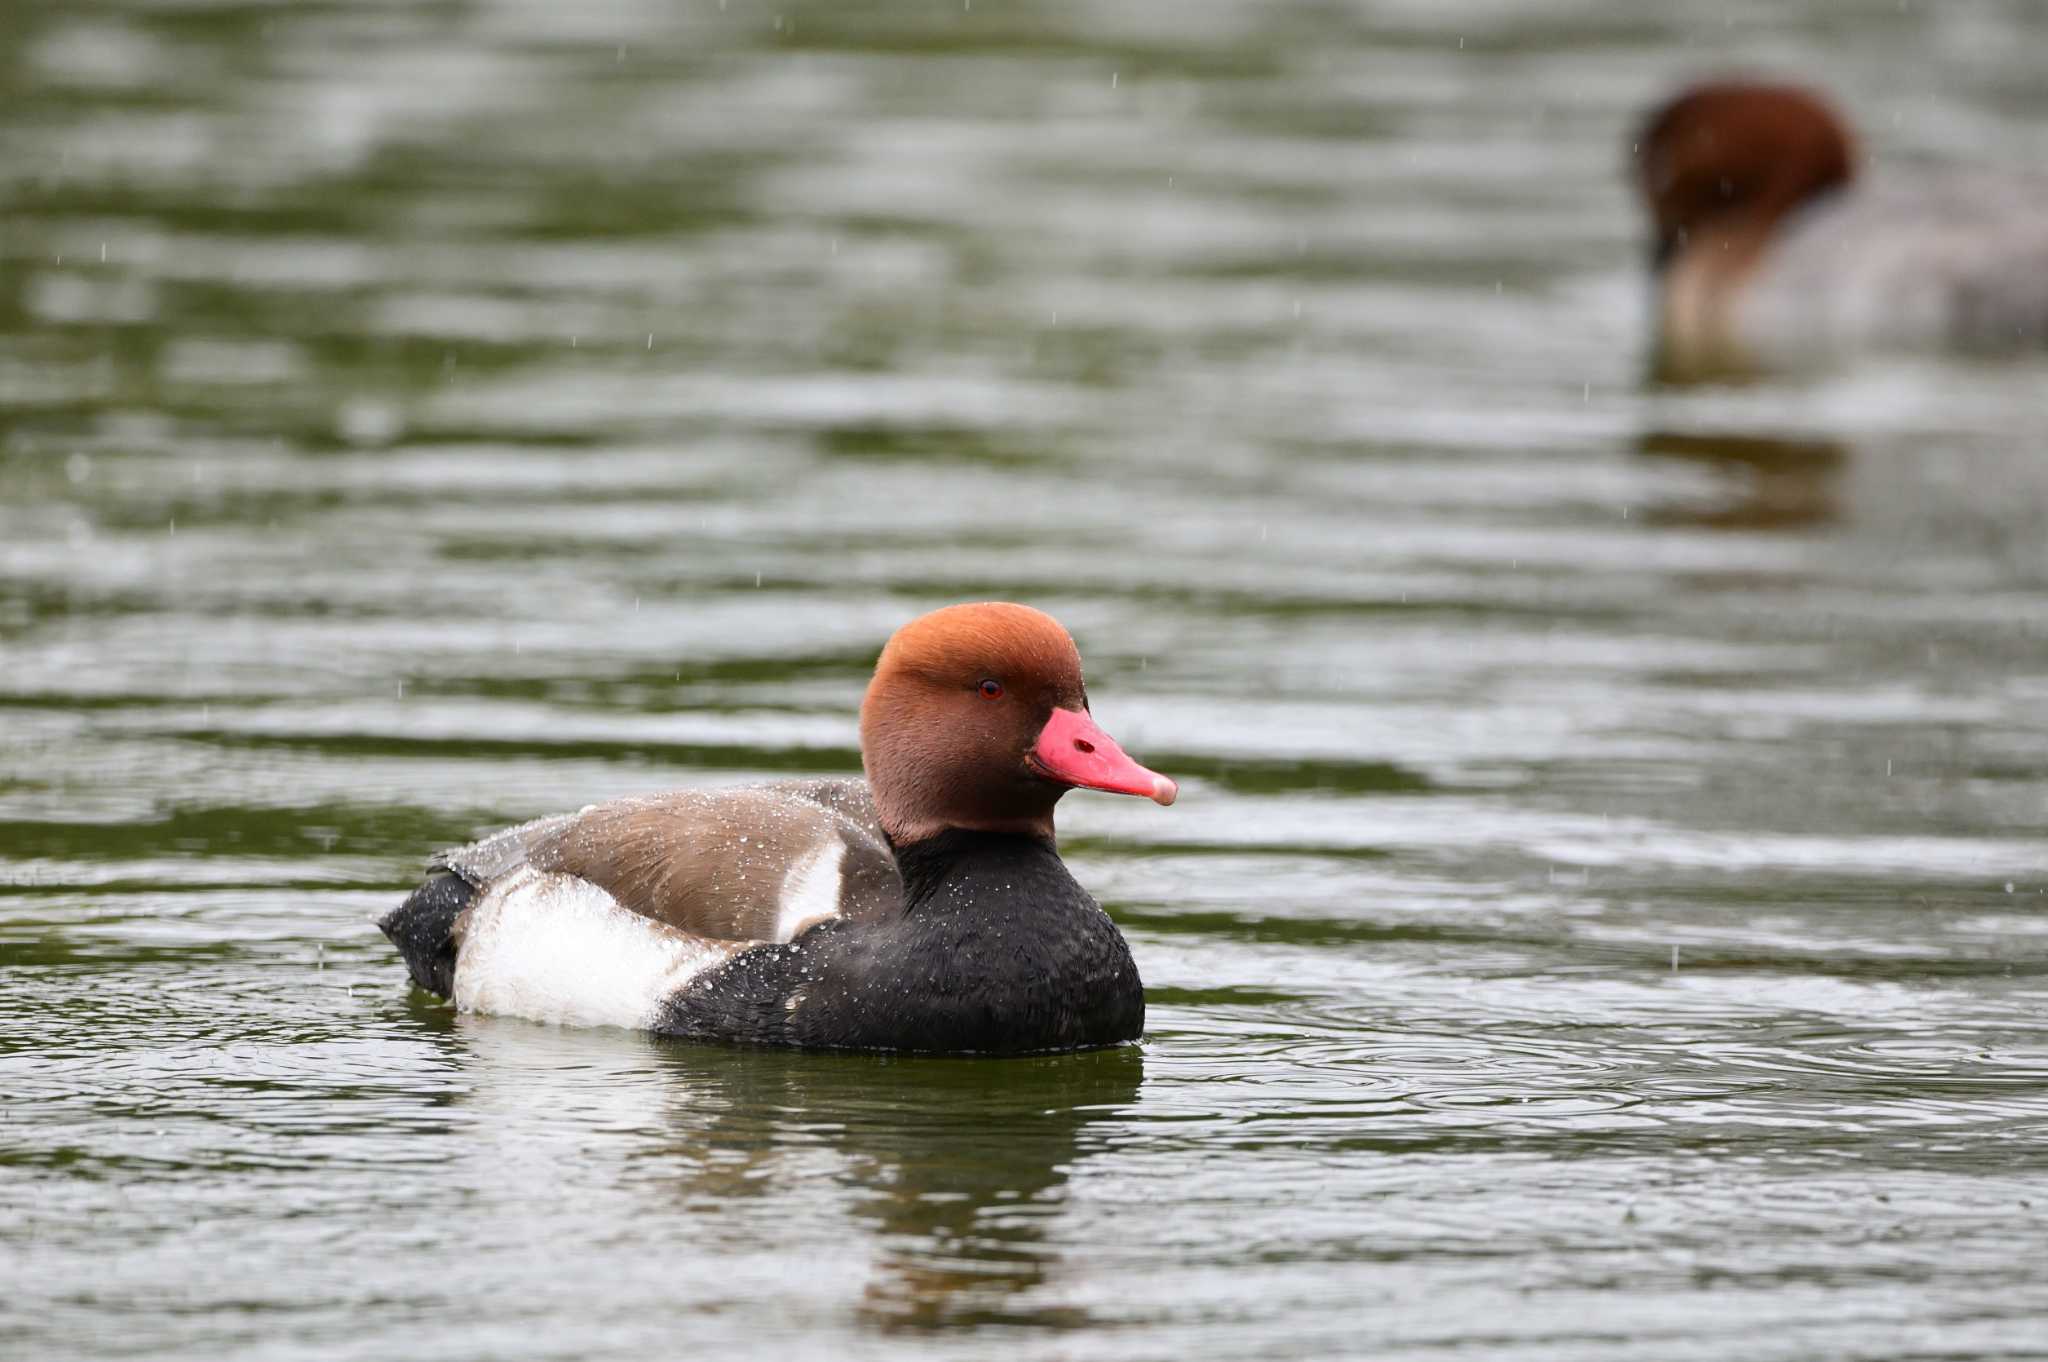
[1634, 81, 1857, 271]
[859, 602, 1176, 845]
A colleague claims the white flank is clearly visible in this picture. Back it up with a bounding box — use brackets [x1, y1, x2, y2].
[453, 866, 739, 1030]
[774, 837, 845, 942]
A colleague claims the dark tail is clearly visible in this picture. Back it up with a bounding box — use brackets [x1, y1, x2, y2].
[377, 872, 477, 999]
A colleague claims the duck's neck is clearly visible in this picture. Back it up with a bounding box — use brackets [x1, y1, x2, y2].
[891, 827, 1068, 915]
[1657, 219, 1778, 380]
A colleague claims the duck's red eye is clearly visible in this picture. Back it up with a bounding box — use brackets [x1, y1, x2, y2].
[977, 679, 1004, 700]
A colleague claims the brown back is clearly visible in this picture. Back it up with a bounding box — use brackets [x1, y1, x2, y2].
[439, 779, 901, 941]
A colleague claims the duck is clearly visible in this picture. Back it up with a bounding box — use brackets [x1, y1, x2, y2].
[1632, 80, 2048, 378]
[377, 602, 1178, 1055]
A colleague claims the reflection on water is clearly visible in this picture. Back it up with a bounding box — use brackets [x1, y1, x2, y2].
[5, 0, 2048, 1358]
[652, 1040, 1142, 1334]
[1637, 430, 1848, 530]
[832, 1052, 1143, 1333]
[417, 1019, 1142, 1341]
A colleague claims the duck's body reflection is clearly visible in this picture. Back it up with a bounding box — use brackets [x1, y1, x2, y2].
[1637, 430, 1848, 531]
[444, 1015, 1143, 1335]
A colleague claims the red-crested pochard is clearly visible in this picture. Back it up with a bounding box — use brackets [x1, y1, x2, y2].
[378, 602, 1177, 1054]
[1633, 80, 2048, 377]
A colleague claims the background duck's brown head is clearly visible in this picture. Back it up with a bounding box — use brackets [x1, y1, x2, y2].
[1634, 81, 1858, 272]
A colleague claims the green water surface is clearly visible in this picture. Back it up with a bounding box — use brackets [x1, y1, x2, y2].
[4, 2, 2047, 1358]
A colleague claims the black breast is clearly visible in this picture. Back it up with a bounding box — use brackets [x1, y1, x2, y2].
[654, 830, 1145, 1055]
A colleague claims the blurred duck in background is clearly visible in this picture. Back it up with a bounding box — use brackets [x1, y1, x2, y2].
[1633, 80, 2048, 379]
